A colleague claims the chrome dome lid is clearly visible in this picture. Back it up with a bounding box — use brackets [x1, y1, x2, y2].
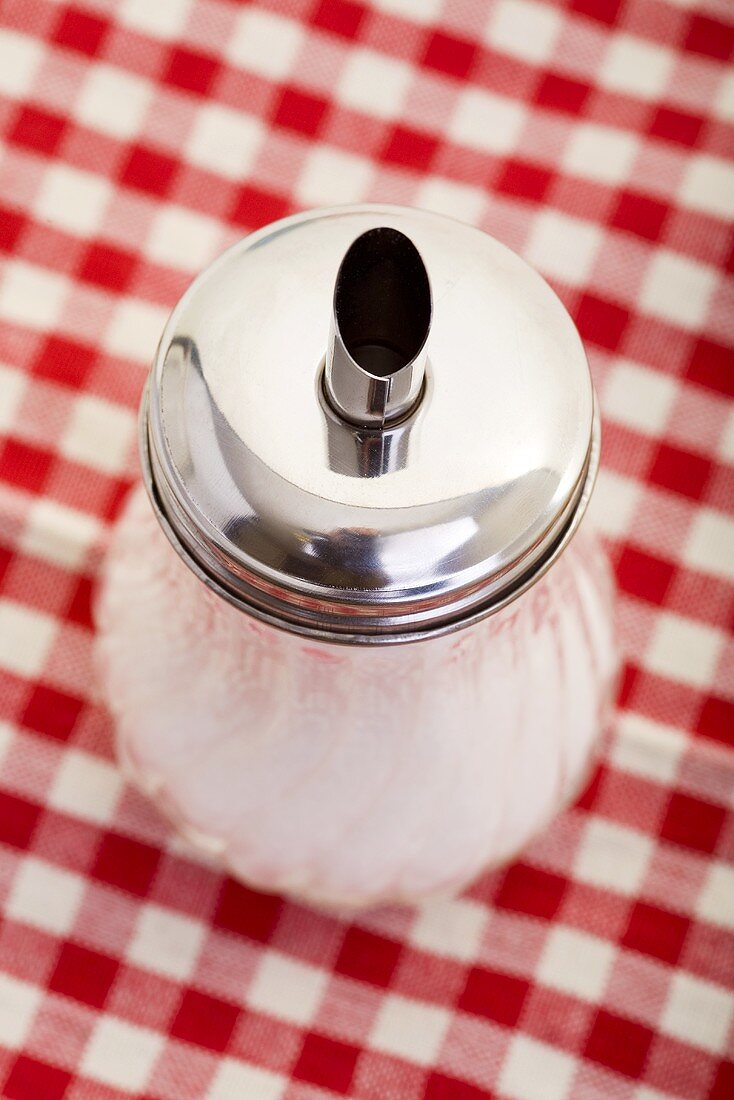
[142, 204, 598, 644]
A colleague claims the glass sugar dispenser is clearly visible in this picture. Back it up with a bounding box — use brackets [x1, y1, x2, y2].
[95, 205, 618, 908]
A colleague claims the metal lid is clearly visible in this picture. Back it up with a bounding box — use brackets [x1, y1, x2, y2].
[143, 204, 598, 644]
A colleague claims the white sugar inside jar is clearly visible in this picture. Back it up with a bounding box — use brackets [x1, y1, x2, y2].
[95, 206, 618, 908]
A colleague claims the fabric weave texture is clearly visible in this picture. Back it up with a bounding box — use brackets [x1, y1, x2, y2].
[0, 0, 732, 1098]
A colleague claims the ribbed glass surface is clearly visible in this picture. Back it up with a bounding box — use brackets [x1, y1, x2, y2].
[96, 485, 617, 907]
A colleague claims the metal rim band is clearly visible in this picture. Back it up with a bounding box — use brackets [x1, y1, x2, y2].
[140, 381, 600, 647]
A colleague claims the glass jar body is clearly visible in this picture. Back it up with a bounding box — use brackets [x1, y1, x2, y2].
[95, 484, 617, 907]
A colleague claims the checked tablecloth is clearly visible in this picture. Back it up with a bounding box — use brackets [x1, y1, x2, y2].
[0, 0, 732, 1098]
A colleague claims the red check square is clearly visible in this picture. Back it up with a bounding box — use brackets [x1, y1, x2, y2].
[660, 792, 726, 854]
[10, 107, 65, 155]
[213, 879, 282, 942]
[458, 967, 530, 1027]
[335, 927, 402, 987]
[171, 989, 239, 1051]
[495, 865, 567, 921]
[22, 684, 84, 741]
[164, 48, 219, 96]
[91, 833, 160, 896]
[5, 1057, 71, 1100]
[423, 31, 477, 79]
[49, 941, 118, 1008]
[52, 8, 108, 57]
[293, 1033, 359, 1094]
[312, 0, 366, 39]
[584, 1010, 654, 1078]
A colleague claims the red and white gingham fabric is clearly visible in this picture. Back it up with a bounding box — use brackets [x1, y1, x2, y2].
[0, 0, 732, 1097]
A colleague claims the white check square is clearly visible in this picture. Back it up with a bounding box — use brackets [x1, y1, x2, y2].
[611, 713, 686, 786]
[680, 155, 734, 221]
[574, 819, 653, 895]
[35, 164, 111, 239]
[537, 926, 615, 1001]
[76, 64, 152, 140]
[209, 1059, 286, 1100]
[697, 863, 734, 931]
[61, 393, 135, 475]
[603, 360, 677, 436]
[449, 87, 526, 156]
[0, 974, 41, 1049]
[371, 994, 450, 1066]
[296, 147, 373, 207]
[0, 30, 43, 99]
[7, 857, 85, 936]
[104, 299, 168, 363]
[719, 411, 734, 464]
[0, 722, 13, 773]
[714, 70, 734, 123]
[226, 9, 302, 80]
[248, 951, 327, 1026]
[0, 601, 56, 679]
[20, 499, 102, 572]
[187, 104, 263, 180]
[563, 123, 639, 186]
[0, 262, 66, 331]
[411, 897, 487, 961]
[416, 178, 485, 223]
[81, 1016, 163, 1091]
[640, 250, 716, 331]
[600, 34, 674, 100]
[660, 972, 733, 1054]
[486, 0, 562, 64]
[372, 0, 444, 21]
[338, 48, 412, 121]
[147, 205, 221, 272]
[646, 612, 722, 689]
[585, 469, 641, 540]
[684, 509, 734, 581]
[119, 0, 191, 40]
[499, 1034, 576, 1100]
[48, 749, 123, 825]
[128, 903, 206, 981]
[525, 210, 602, 287]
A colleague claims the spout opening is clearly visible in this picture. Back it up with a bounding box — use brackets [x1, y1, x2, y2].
[334, 227, 431, 378]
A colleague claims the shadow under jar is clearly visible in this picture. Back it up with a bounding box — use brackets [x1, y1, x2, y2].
[95, 206, 618, 908]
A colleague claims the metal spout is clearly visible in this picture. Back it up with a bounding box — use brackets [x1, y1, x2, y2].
[324, 227, 432, 427]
